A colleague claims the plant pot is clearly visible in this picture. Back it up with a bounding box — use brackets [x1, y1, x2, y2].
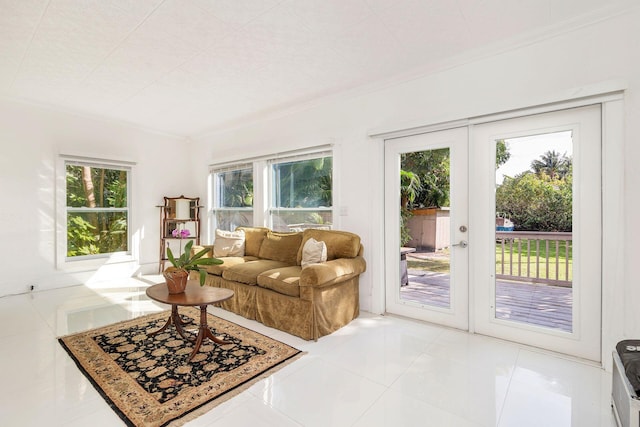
[163, 268, 189, 294]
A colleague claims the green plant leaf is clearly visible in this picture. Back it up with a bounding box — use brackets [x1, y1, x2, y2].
[167, 246, 177, 267]
[198, 269, 207, 286]
[190, 247, 210, 262]
[193, 257, 223, 265]
[178, 245, 189, 265]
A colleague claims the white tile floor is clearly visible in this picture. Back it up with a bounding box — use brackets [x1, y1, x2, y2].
[0, 276, 617, 427]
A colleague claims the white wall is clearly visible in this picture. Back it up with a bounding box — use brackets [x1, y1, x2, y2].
[0, 100, 189, 296]
[191, 10, 640, 363]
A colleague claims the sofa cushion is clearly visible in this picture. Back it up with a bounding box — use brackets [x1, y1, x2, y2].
[258, 231, 303, 265]
[301, 237, 327, 268]
[213, 229, 245, 257]
[202, 256, 258, 276]
[300, 257, 366, 287]
[257, 266, 302, 297]
[222, 259, 290, 285]
[297, 229, 361, 264]
[236, 226, 269, 257]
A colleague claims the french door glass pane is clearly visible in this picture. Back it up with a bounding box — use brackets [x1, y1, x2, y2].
[400, 148, 451, 308]
[494, 132, 573, 332]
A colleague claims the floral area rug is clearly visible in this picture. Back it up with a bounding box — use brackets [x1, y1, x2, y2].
[58, 308, 304, 427]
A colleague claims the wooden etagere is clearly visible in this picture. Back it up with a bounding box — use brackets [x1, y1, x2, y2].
[158, 195, 201, 272]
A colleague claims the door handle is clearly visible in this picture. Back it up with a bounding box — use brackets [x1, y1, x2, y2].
[452, 240, 468, 248]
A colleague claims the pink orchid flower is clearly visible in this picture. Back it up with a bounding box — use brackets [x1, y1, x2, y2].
[171, 229, 191, 238]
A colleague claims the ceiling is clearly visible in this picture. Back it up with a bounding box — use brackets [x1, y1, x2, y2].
[0, 0, 633, 138]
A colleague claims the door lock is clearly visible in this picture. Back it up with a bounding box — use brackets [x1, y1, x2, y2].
[459, 225, 467, 232]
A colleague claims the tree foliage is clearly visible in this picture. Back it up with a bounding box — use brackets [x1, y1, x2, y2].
[399, 170, 421, 246]
[273, 157, 332, 208]
[220, 169, 254, 207]
[496, 140, 510, 169]
[530, 150, 571, 180]
[496, 150, 572, 232]
[66, 165, 128, 257]
[401, 148, 450, 208]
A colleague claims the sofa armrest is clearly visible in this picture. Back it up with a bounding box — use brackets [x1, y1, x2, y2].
[299, 256, 366, 288]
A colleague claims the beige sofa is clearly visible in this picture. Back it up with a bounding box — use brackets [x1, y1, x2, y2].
[191, 227, 366, 340]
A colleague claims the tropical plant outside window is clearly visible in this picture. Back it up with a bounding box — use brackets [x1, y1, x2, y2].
[400, 148, 450, 246]
[270, 155, 332, 231]
[66, 162, 129, 258]
[496, 147, 572, 232]
[212, 166, 253, 231]
[399, 141, 512, 245]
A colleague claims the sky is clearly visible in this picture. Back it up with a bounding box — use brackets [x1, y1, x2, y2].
[495, 131, 573, 185]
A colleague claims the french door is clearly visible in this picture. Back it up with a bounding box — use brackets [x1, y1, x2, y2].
[384, 105, 602, 361]
[470, 105, 601, 361]
[385, 127, 469, 330]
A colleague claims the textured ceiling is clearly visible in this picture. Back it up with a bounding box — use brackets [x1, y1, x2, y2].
[0, 0, 634, 137]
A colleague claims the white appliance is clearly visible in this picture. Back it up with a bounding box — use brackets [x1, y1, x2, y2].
[612, 348, 640, 427]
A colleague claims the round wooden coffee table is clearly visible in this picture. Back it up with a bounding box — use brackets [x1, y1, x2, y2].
[146, 280, 234, 362]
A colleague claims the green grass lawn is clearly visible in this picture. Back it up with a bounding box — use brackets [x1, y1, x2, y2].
[407, 238, 572, 281]
[496, 239, 572, 281]
[407, 258, 451, 273]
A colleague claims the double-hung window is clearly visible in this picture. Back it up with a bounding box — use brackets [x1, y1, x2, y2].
[64, 159, 130, 260]
[211, 164, 254, 231]
[269, 152, 332, 231]
[209, 147, 333, 236]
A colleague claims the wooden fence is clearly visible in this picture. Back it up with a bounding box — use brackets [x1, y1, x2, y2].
[495, 231, 572, 287]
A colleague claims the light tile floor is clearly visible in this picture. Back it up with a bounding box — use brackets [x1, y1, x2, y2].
[0, 276, 617, 427]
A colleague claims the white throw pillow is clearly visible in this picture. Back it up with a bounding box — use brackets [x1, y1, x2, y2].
[301, 237, 327, 268]
[213, 229, 245, 257]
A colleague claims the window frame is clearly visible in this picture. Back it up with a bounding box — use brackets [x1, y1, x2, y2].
[56, 155, 135, 270]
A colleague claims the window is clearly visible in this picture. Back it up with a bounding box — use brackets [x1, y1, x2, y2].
[269, 154, 332, 231]
[211, 164, 254, 231]
[209, 147, 333, 236]
[65, 160, 130, 259]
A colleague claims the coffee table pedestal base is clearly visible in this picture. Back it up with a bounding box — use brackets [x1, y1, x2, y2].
[189, 305, 230, 362]
[148, 305, 194, 342]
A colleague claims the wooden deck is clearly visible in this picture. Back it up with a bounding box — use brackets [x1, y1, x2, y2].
[401, 270, 573, 332]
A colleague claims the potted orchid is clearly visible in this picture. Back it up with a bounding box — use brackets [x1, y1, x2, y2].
[164, 228, 222, 293]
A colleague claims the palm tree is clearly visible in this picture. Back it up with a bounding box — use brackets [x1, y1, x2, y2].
[531, 150, 571, 180]
[400, 170, 421, 209]
[400, 170, 421, 246]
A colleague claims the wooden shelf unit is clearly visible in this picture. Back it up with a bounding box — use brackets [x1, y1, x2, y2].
[158, 195, 201, 272]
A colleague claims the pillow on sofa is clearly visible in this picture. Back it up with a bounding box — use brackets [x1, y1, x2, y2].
[213, 229, 245, 257]
[301, 237, 327, 268]
[236, 226, 269, 257]
[258, 231, 302, 265]
[297, 229, 361, 264]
